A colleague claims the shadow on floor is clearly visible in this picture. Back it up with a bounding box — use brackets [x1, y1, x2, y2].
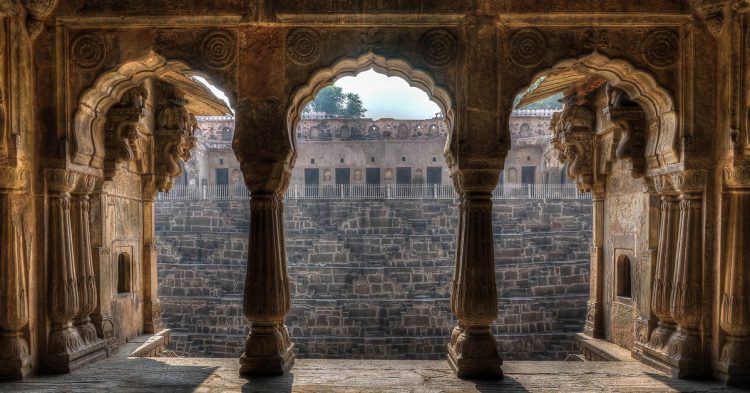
[0, 357, 220, 393]
[468, 375, 530, 393]
[242, 373, 295, 393]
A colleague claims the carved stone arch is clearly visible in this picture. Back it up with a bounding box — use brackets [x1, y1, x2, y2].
[515, 52, 679, 170]
[286, 53, 455, 161]
[73, 52, 232, 171]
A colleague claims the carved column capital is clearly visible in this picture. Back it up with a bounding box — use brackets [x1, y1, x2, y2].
[0, 166, 28, 192]
[723, 166, 750, 189]
[669, 170, 706, 195]
[453, 168, 500, 194]
[45, 169, 78, 194]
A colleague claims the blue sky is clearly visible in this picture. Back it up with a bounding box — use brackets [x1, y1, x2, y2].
[334, 69, 441, 120]
[196, 69, 442, 119]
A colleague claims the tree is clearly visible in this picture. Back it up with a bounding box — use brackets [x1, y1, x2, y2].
[304, 86, 367, 118]
[343, 93, 367, 118]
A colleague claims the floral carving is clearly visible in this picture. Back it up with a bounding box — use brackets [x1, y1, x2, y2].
[200, 30, 237, 70]
[286, 28, 321, 65]
[71, 33, 107, 71]
[419, 29, 457, 67]
[509, 28, 546, 68]
[360, 31, 383, 53]
[723, 166, 750, 188]
[643, 29, 679, 69]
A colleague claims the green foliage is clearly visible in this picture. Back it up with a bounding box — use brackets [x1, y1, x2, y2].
[304, 86, 367, 118]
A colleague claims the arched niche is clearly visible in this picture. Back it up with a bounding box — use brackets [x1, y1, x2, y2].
[286, 53, 455, 165]
[73, 52, 233, 170]
[514, 52, 679, 170]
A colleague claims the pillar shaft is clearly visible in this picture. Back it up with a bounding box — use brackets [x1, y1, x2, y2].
[584, 191, 605, 338]
[665, 192, 704, 377]
[0, 167, 30, 380]
[71, 175, 99, 346]
[718, 181, 750, 384]
[447, 169, 502, 379]
[239, 194, 294, 376]
[45, 170, 84, 371]
[141, 176, 164, 334]
[649, 194, 679, 350]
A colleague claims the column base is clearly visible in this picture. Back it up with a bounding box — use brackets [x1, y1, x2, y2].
[143, 300, 164, 335]
[239, 323, 295, 376]
[583, 301, 604, 338]
[0, 333, 31, 381]
[716, 336, 750, 387]
[663, 327, 704, 378]
[92, 313, 119, 357]
[45, 339, 106, 374]
[447, 325, 503, 379]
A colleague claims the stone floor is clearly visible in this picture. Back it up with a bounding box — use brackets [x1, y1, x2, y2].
[0, 357, 744, 392]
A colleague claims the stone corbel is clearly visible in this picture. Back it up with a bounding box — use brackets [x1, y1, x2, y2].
[604, 86, 647, 178]
[153, 85, 197, 193]
[103, 85, 148, 181]
[552, 100, 596, 192]
[21, 0, 60, 39]
[691, 0, 730, 36]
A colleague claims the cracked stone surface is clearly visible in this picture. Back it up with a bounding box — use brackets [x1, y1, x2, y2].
[0, 358, 742, 392]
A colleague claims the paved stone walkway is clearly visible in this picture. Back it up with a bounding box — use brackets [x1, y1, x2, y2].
[0, 358, 743, 392]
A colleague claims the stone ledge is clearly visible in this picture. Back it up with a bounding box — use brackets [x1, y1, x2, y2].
[126, 329, 172, 358]
[575, 332, 634, 361]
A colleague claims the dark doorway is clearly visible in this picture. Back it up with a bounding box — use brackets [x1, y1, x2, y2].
[396, 167, 411, 184]
[215, 168, 229, 186]
[335, 168, 351, 185]
[426, 167, 442, 184]
[366, 168, 381, 185]
[521, 166, 536, 185]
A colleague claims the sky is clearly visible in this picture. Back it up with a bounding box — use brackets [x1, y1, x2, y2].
[195, 69, 443, 119]
[334, 69, 442, 120]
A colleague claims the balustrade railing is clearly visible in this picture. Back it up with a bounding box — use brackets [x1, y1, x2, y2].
[157, 183, 589, 201]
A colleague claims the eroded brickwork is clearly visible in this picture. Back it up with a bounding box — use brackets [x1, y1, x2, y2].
[156, 198, 592, 359]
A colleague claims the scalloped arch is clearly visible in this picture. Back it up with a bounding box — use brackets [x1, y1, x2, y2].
[517, 52, 679, 168]
[286, 53, 455, 157]
[72, 52, 223, 169]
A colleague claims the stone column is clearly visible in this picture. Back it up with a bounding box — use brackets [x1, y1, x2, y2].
[647, 175, 679, 352]
[666, 170, 705, 378]
[0, 167, 30, 380]
[239, 191, 294, 376]
[45, 169, 84, 372]
[584, 186, 605, 338]
[141, 175, 163, 334]
[71, 174, 101, 347]
[718, 166, 750, 385]
[447, 169, 503, 379]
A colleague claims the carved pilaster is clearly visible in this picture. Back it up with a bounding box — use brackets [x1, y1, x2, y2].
[45, 169, 84, 372]
[0, 167, 30, 380]
[154, 84, 197, 193]
[717, 166, 750, 385]
[103, 85, 147, 181]
[665, 170, 706, 378]
[447, 169, 503, 379]
[584, 189, 605, 338]
[71, 174, 102, 350]
[648, 175, 679, 352]
[239, 194, 294, 376]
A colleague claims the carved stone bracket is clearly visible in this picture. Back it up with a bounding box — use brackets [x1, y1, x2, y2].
[604, 86, 647, 178]
[551, 99, 596, 192]
[22, 0, 60, 39]
[691, 0, 729, 36]
[103, 85, 148, 181]
[154, 84, 197, 193]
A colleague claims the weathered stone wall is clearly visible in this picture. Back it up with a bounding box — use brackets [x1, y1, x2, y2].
[156, 198, 592, 359]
